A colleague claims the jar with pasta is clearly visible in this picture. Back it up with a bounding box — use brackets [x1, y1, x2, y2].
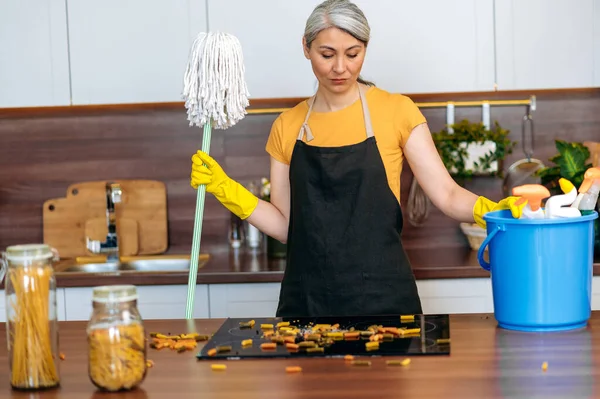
[87, 285, 147, 392]
[2, 244, 60, 390]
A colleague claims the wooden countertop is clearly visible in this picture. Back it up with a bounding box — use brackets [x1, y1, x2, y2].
[50, 243, 600, 288]
[1, 313, 599, 398]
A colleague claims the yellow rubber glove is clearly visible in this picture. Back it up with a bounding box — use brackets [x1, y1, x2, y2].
[190, 151, 259, 219]
[472, 196, 528, 229]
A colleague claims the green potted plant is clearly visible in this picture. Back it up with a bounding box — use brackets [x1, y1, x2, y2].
[431, 119, 517, 251]
[536, 140, 599, 254]
[432, 119, 516, 182]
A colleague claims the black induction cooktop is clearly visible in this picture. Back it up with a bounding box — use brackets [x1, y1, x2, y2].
[197, 314, 450, 360]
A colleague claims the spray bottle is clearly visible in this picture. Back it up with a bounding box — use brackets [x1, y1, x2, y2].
[573, 167, 600, 215]
[512, 184, 551, 219]
[578, 179, 600, 215]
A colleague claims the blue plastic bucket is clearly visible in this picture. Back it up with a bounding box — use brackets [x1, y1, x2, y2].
[478, 209, 598, 332]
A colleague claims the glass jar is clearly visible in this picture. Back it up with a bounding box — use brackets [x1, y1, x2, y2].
[1, 244, 60, 390]
[87, 285, 147, 392]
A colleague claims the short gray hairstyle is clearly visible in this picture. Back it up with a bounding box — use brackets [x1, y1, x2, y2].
[304, 0, 375, 86]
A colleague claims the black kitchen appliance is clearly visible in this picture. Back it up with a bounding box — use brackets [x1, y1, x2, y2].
[197, 314, 450, 360]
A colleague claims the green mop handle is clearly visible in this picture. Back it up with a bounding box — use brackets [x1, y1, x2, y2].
[185, 123, 212, 319]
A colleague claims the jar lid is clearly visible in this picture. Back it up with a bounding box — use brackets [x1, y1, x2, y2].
[5, 244, 54, 262]
[93, 285, 138, 303]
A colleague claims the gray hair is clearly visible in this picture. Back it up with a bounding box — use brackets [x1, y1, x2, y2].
[304, 0, 375, 86]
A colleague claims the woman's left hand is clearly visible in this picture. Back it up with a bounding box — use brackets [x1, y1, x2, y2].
[472, 196, 527, 229]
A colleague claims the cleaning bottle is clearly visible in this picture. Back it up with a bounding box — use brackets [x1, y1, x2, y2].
[512, 184, 551, 219]
[578, 179, 600, 215]
[545, 178, 581, 219]
[571, 167, 600, 209]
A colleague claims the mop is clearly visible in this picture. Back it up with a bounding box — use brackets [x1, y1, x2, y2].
[182, 32, 250, 319]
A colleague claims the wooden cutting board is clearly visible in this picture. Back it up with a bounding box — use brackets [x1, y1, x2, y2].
[43, 180, 168, 259]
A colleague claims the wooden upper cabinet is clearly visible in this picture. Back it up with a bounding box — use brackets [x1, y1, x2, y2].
[0, 0, 70, 107]
[495, 0, 597, 90]
[67, 0, 207, 105]
[207, 0, 496, 97]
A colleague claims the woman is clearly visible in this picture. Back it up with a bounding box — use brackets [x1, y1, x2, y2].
[190, 0, 525, 317]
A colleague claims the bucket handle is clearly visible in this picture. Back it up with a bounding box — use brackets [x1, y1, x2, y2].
[477, 224, 505, 271]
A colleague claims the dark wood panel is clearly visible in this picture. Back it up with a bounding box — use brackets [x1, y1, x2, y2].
[0, 89, 598, 257]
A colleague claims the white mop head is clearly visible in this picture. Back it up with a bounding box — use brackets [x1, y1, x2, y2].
[182, 32, 250, 130]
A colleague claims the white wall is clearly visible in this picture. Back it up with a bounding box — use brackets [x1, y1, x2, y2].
[1, 0, 598, 107]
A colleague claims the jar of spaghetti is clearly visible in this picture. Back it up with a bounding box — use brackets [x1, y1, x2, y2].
[87, 285, 147, 392]
[2, 244, 60, 390]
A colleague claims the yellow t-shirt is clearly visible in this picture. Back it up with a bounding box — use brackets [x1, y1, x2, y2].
[265, 86, 427, 203]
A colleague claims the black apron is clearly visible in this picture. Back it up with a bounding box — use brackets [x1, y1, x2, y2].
[275, 85, 423, 318]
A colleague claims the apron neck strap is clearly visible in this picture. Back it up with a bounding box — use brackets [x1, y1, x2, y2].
[297, 84, 374, 142]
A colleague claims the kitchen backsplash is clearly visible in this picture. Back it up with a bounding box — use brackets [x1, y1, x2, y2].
[0, 88, 598, 254]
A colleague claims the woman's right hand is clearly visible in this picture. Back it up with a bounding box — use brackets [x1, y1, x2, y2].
[190, 151, 259, 220]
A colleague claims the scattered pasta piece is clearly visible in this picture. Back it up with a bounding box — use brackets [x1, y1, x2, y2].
[401, 315, 415, 322]
[207, 348, 217, 357]
[344, 355, 354, 361]
[211, 364, 227, 371]
[286, 366, 302, 373]
[542, 362, 548, 372]
[216, 345, 232, 353]
[387, 358, 411, 367]
[436, 338, 451, 344]
[351, 360, 372, 367]
[241, 339, 253, 347]
[261, 324, 274, 330]
[260, 343, 277, 351]
[59, 353, 66, 361]
[146, 360, 154, 368]
[365, 341, 379, 351]
[277, 321, 290, 328]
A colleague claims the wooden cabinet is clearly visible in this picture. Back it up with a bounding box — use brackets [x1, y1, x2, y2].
[0, 0, 70, 107]
[495, 0, 597, 90]
[66, 0, 207, 105]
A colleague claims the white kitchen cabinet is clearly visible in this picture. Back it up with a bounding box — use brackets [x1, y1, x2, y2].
[208, 283, 282, 318]
[0, 0, 70, 107]
[495, 0, 597, 90]
[62, 285, 209, 321]
[66, 0, 207, 105]
[595, 2, 600, 87]
[0, 289, 67, 323]
[358, 0, 496, 94]
[207, 0, 496, 98]
[205, 279, 493, 319]
[417, 278, 494, 314]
